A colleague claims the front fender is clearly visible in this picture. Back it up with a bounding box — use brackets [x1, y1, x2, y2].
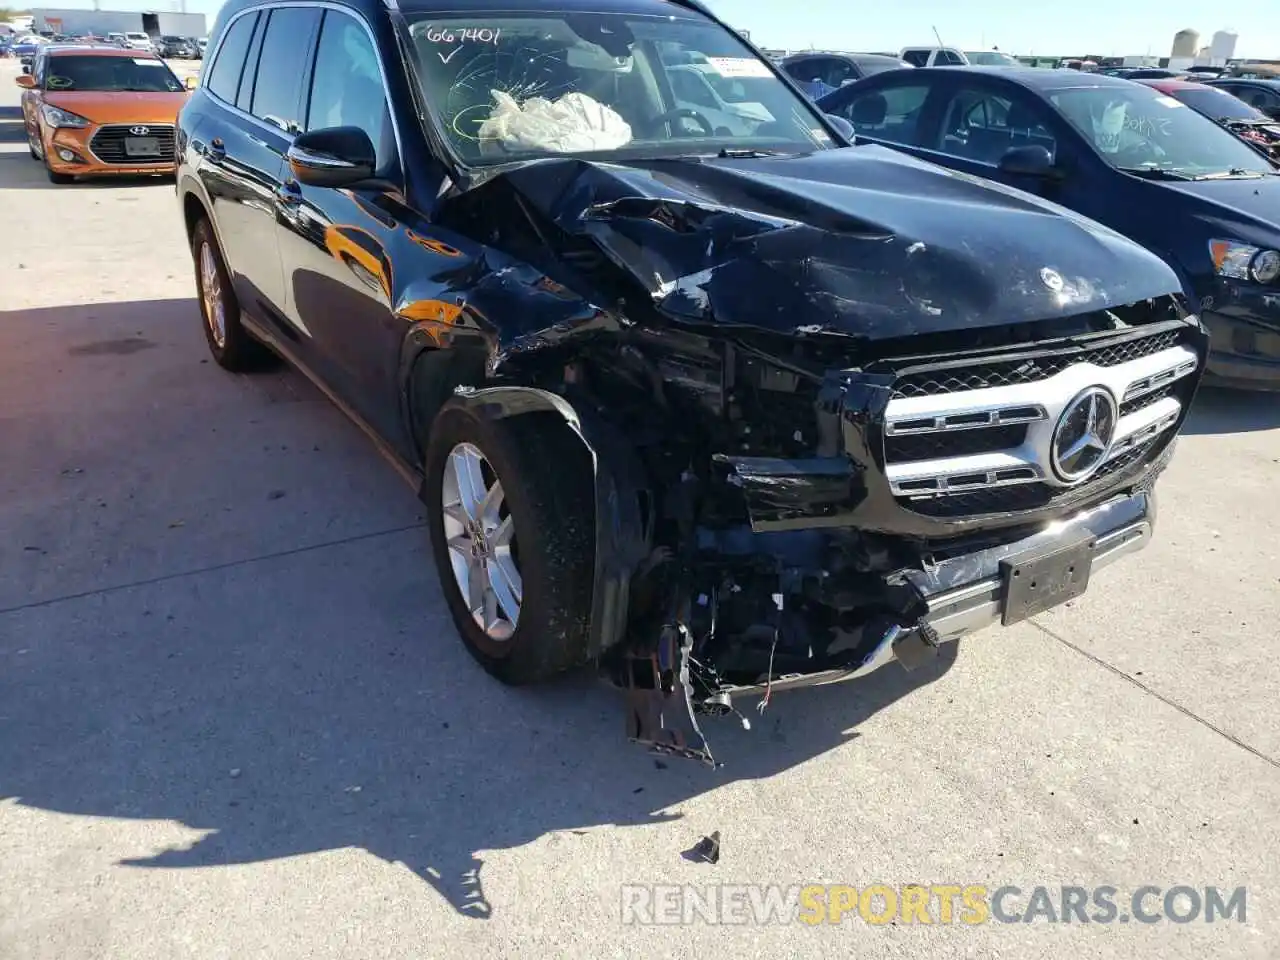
[435, 386, 652, 656]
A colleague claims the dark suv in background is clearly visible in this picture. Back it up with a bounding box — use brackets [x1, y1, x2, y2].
[158, 35, 200, 58]
[176, 0, 1204, 763]
[780, 52, 912, 99]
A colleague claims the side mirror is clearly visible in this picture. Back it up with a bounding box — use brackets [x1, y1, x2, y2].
[286, 126, 375, 188]
[998, 143, 1059, 178]
[16, 74, 35, 88]
[185, 74, 198, 90]
[825, 113, 855, 141]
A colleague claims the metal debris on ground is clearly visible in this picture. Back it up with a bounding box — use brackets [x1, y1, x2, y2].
[686, 830, 721, 864]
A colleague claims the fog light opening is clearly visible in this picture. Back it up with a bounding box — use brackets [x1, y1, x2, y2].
[56, 148, 78, 163]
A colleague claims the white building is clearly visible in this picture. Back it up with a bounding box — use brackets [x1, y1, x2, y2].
[28, 8, 206, 38]
[1171, 28, 1200, 58]
[1209, 30, 1239, 63]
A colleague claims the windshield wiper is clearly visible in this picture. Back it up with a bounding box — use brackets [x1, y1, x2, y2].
[716, 147, 789, 158]
[1193, 168, 1266, 180]
[1116, 166, 1194, 181]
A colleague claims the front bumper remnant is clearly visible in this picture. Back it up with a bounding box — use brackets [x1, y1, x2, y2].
[623, 490, 1154, 767]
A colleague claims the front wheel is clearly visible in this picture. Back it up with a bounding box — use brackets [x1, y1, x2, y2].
[424, 404, 597, 685]
[44, 154, 73, 184]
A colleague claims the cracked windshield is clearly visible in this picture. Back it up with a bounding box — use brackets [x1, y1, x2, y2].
[407, 12, 835, 162]
[1051, 84, 1274, 177]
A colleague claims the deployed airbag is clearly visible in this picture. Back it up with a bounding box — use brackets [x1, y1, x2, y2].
[478, 89, 633, 155]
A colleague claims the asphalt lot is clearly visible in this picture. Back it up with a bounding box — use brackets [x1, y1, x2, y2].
[2, 57, 1280, 960]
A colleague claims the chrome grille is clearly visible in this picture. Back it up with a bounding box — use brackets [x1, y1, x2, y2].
[1119, 383, 1175, 417]
[882, 326, 1199, 516]
[89, 123, 176, 165]
[890, 329, 1182, 399]
[884, 423, 1027, 463]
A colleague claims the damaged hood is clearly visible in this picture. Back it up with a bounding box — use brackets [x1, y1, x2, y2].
[488, 146, 1182, 340]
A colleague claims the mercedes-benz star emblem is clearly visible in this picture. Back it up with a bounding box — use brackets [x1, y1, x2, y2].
[1040, 267, 1065, 292]
[129, 125, 150, 136]
[1051, 387, 1117, 483]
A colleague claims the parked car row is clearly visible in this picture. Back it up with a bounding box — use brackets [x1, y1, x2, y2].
[3, 31, 206, 59]
[815, 66, 1280, 387]
[1138, 78, 1280, 159]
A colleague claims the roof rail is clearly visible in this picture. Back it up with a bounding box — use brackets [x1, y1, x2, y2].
[663, 0, 715, 14]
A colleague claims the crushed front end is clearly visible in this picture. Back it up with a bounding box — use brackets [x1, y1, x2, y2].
[595, 305, 1206, 766]
[432, 151, 1208, 766]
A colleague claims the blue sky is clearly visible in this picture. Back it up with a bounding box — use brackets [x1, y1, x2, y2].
[27, 0, 1280, 60]
[702, 0, 1277, 59]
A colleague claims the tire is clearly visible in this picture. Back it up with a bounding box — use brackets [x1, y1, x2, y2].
[424, 404, 596, 685]
[44, 156, 73, 184]
[190, 218, 275, 371]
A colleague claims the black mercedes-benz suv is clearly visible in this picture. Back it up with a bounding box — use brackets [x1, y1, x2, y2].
[176, 0, 1206, 764]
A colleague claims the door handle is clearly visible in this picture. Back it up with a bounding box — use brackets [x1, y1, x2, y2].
[203, 137, 225, 162]
[275, 180, 302, 205]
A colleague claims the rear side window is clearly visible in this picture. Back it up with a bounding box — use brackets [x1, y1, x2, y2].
[205, 12, 256, 103]
[781, 60, 812, 82]
[236, 13, 266, 111]
[831, 82, 932, 145]
[249, 7, 322, 132]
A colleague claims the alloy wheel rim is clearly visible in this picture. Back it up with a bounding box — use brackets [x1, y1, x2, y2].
[441, 442, 522, 641]
[199, 241, 226, 348]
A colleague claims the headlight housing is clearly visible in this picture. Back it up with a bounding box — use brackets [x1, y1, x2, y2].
[40, 104, 91, 129]
[1209, 238, 1280, 284]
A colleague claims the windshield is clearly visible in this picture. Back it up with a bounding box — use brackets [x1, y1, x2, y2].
[44, 55, 184, 93]
[1051, 85, 1275, 177]
[966, 52, 1019, 67]
[1171, 85, 1269, 122]
[404, 11, 834, 164]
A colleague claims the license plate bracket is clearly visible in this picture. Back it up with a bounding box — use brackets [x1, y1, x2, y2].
[124, 136, 160, 157]
[1000, 531, 1096, 626]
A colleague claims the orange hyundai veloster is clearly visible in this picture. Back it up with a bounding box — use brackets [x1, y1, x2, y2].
[16, 46, 189, 184]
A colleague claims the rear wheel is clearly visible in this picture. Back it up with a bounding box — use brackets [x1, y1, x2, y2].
[190, 218, 275, 371]
[424, 404, 596, 684]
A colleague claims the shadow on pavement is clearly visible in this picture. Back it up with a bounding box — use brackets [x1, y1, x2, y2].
[0, 104, 28, 145]
[1, 597, 958, 918]
[0, 295, 960, 920]
[1182, 384, 1280, 435]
